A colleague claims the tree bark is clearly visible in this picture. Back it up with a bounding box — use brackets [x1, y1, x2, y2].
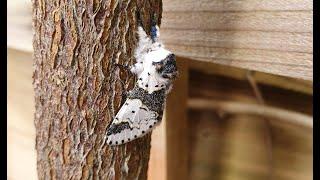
[32, 0, 162, 179]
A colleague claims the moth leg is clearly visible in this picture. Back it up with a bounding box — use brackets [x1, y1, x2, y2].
[117, 77, 128, 105]
[114, 63, 132, 74]
[112, 64, 130, 105]
[114, 63, 143, 76]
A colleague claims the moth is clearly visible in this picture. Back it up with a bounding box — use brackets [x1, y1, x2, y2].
[106, 19, 178, 146]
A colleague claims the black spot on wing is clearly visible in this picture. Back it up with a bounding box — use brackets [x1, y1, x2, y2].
[107, 122, 131, 135]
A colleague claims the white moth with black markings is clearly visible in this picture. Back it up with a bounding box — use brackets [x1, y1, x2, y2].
[106, 18, 178, 146]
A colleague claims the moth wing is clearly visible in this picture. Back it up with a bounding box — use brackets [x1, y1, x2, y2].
[138, 71, 167, 93]
[106, 98, 161, 146]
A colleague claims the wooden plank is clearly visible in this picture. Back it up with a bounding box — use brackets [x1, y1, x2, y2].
[188, 98, 313, 128]
[165, 58, 189, 180]
[188, 60, 313, 95]
[148, 120, 167, 180]
[167, 46, 312, 80]
[161, 0, 313, 80]
[163, 0, 313, 12]
[189, 70, 313, 115]
[162, 11, 312, 33]
[161, 30, 312, 53]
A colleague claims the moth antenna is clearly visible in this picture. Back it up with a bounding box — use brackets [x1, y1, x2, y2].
[119, 80, 128, 105]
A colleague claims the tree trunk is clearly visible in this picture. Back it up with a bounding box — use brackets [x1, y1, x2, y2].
[32, 0, 162, 179]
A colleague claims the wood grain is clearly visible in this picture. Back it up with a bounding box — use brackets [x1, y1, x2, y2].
[161, 30, 312, 53]
[163, 0, 313, 12]
[162, 11, 312, 33]
[161, 0, 313, 80]
[168, 45, 312, 80]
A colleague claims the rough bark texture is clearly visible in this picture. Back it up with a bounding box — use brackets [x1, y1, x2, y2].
[32, 0, 162, 179]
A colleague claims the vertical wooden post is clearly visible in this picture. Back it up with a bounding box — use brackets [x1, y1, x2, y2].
[165, 58, 189, 180]
[148, 120, 167, 180]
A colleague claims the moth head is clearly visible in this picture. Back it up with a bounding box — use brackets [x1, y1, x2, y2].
[137, 23, 178, 79]
[153, 53, 178, 80]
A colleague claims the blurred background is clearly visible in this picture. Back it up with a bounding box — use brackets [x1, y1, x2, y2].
[8, 0, 312, 179]
[8, 0, 37, 179]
